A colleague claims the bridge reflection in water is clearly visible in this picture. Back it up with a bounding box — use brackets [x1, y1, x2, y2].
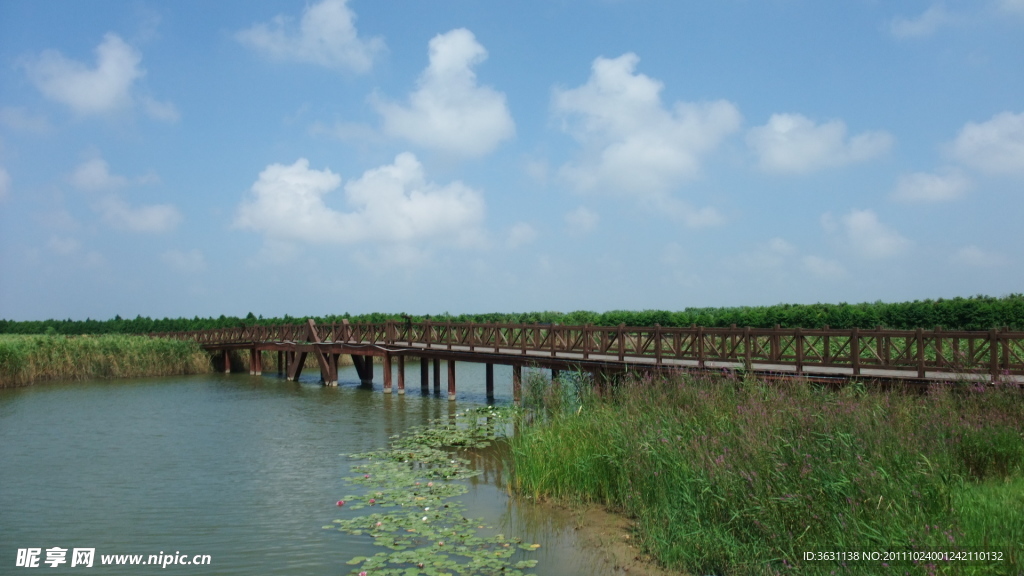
[154, 319, 1024, 400]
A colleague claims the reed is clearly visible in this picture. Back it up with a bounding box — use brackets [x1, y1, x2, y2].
[508, 372, 1024, 575]
[0, 334, 212, 387]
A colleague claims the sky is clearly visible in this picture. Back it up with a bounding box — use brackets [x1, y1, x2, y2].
[1, 0, 1023, 321]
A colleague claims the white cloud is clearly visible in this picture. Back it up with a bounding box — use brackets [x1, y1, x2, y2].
[97, 196, 181, 233]
[828, 209, 912, 259]
[997, 0, 1024, 14]
[0, 107, 51, 133]
[22, 33, 175, 121]
[374, 28, 514, 157]
[734, 237, 796, 271]
[162, 249, 206, 274]
[555, 52, 741, 196]
[506, 222, 538, 249]
[235, 153, 486, 248]
[46, 236, 104, 267]
[71, 157, 129, 191]
[0, 166, 10, 201]
[949, 111, 1024, 175]
[235, 0, 383, 72]
[951, 245, 1008, 268]
[892, 169, 971, 202]
[747, 113, 893, 173]
[803, 255, 848, 279]
[564, 206, 599, 236]
[47, 236, 81, 256]
[653, 197, 724, 228]
[141, 96, 180, 123]
[888, 5, 955, 38]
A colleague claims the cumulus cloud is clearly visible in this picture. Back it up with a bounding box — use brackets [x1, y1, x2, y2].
[97, 196, 181, 233]
[71, 157, 129, 191]
[892, 169, 971, 202]
[825, 209, 912, 259]
[803, 255, 848, 279]
[888, 5, 955, 38]
[374, 28, 514, 157]
[235, 0, 383, 72]
[951, 245, 1008, 267]
[949, 111, 1024, 175]
[0, 166, 9, 201]
[235, 153, 485, 248]
[506, 222, 538, 248]
[564, 206, 599, 236]
[747, 113, 893, 174]
[22, 33, 175, 121]
[162, 249, 206, 274]
[555, 53, 741, 196]
[69, 156, 179, 232]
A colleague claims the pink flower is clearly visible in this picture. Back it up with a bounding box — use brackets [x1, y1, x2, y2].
[336, 500, 345, 506]
[369, 498, 376, 505]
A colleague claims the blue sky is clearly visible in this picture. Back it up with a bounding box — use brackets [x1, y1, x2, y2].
[1, 0, 1023, 321]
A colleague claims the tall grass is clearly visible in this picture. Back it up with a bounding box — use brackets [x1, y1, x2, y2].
[0, 334, 212, 387]
[508, 372, 1024, 575]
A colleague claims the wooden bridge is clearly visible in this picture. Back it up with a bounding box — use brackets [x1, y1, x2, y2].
[153, 320, 1024, 400]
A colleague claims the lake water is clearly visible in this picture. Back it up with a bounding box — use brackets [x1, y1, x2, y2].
[0, 363, 621, 575]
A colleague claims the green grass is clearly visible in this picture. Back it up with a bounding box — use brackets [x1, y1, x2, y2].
[0, 334, 212, 387]
[507, 372, 1024, 575]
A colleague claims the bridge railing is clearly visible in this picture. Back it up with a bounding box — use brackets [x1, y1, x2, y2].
[152, 321, 1024, 380]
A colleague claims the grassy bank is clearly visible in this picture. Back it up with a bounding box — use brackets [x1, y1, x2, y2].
[508, 373, 1024, 575]
[0, 334, 212, 388]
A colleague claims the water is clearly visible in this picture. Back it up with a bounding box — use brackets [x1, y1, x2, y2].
[0, 364, 616, 575]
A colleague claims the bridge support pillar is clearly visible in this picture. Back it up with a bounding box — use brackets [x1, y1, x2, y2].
[420, 358, 429, 393]
[352, 355, 374, 386]
[433, 358, 441, 394]
[250, 348, 262, 375]
[287, 351, 307, 381]
[383, 353, 393, 393]
[447, 360, 456, 401]
[397, 356, 405, 394]
[551, 368, 560, 382]
[512, 365, 522, 405]
[277, 351, 283, 375]
[485, 363, 494, 401]
[323, 354, 338, 386]
[223, 350, 231, 374]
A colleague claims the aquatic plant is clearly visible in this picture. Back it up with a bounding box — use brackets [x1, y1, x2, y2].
[327, 406, 540, 575]
[509, 374, 1024, 575]
[0, 334, 211, 387]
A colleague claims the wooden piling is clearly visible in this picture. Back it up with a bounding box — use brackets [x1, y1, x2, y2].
[447, 360, 456, 401]
[420, 358, 429, 393]
[433, 358, 441, 394]
[383, 353, 393, 393]
[512, 365, 522, 404]
[485, 363, 494, 400]
[397, 356, 406, 394]
[223, 349, 231, 374]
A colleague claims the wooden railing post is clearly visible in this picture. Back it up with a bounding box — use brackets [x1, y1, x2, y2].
[583, 324, 591, 360]
[617, 323, 625, 362]
[697, 325, 705, 369]
[851, 327, 860, 376]
[990, 328, 999, 381]
[795, 327, 803, 375]
[743, 326, 752, 371]
[916, 327, 925, 378]
[654, 324, 662, 366]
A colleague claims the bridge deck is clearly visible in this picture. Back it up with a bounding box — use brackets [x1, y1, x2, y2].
[155, 320, 1024, 399]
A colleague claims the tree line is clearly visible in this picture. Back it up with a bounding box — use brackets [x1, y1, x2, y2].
[2, 294, 1023, 335]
